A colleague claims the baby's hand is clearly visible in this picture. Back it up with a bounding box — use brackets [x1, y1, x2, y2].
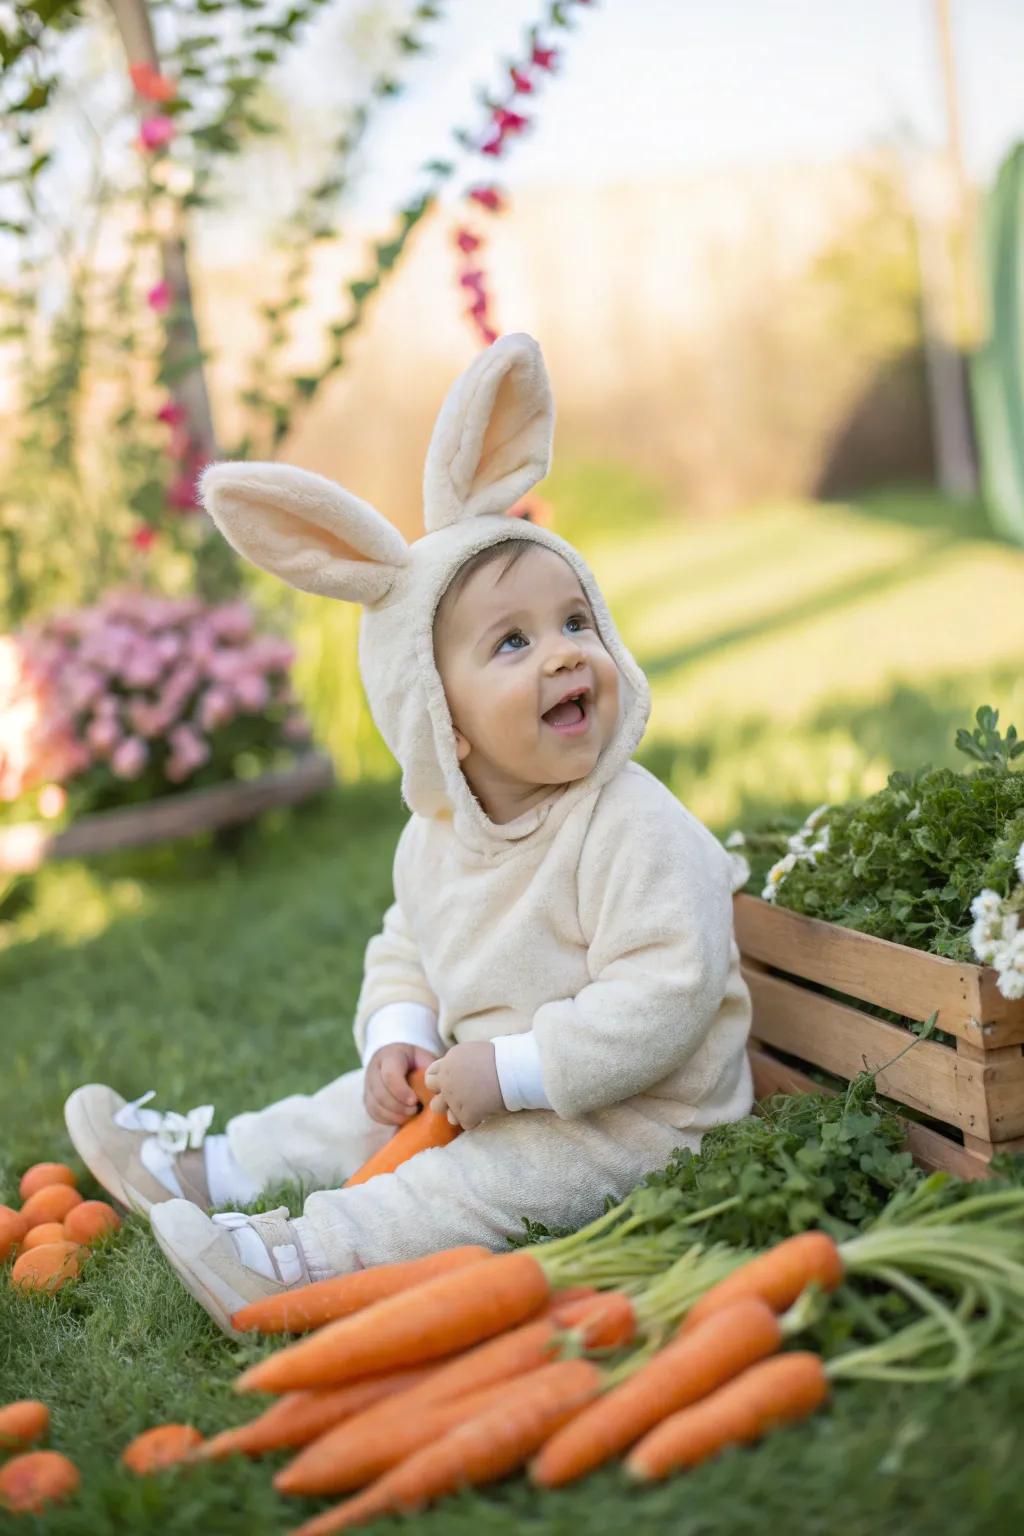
[424, 1042, 504, 1131]
[364, 1043, 439, 1127]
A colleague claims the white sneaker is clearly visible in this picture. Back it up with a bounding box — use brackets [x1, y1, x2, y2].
[64, 1084, 214, 1216]
[149, 1201, 311, 1335]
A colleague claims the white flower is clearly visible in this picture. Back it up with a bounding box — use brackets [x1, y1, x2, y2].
[994, 930, 1024, 972]
[970, 889, 1004, 924]
[971, 919, 1002, 965]
[1016, 841, 1024, 885]
[996, 967, 1024, 1001]
[803, 804, 830, 832]
[725, 830, 746, 849]
[787, 832, 808, 855]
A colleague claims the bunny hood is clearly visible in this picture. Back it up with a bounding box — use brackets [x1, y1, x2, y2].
[200, 334, 652, 858]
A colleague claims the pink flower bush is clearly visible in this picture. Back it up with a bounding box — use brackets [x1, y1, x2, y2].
[0, 589, 313, 819]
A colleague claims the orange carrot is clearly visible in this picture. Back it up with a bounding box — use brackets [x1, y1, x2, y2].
[626, 1351, 829, 1479]
[0, 1207, 28, 1262]
[276, 1290, 633, 1497]
[0, 1450, 79, 1512]
[195, 1367, 437, 1461]
[11, 1241, 82, 1293]
[531, 1296, 782, 1487]
[343, 1070, 460, 1188]
[19, 1184, 83, 1227]
[237, 1248, 549, 1395]
[64, 1201, 121, 1246]
[19, 1163, 77, 1202]
[21, 1222, 67, 1252]
[121, 1423, 204, 1474]
[276, 1378, 516, 1497]
[0, 1401, 50, 1451]
[231, 1245, 490, 1335]
[289, 1359, 603, 1536]
[681, 1231, 844, 1332]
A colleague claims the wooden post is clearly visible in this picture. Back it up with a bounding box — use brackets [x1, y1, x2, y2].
[105, 0, 218, 467]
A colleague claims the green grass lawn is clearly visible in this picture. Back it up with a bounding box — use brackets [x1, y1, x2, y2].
[2, 484, 1024, 1532]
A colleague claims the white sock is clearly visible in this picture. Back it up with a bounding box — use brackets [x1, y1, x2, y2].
[139, 1133, 261, 1205]
[204, 1135, 262, 1207]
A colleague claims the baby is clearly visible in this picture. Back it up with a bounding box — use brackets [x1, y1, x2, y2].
[63, 334, 754, 1332]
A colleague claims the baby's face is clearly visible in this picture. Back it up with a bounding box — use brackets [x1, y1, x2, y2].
[433, 544, 621, 822]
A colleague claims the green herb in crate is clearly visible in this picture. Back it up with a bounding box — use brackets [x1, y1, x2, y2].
[736, 707, 1024, 988]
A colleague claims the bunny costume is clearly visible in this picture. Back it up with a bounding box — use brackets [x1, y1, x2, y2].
[199, 333, 753, 1275]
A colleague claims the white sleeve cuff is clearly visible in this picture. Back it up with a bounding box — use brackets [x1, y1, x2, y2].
[493, 1031, 552, 1112]
[361, 1002, 443, 1067]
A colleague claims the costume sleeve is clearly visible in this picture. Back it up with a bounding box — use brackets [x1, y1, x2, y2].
[352, 820, 440, 1058]
[360, 1002, 444, 1067]
[493, 1031, 552, 1111]
[529, 776, 736, 1119]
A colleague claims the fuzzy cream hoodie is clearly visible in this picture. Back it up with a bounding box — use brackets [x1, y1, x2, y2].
[201, 333, 754, 1145]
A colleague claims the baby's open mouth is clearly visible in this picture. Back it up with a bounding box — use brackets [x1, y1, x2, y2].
[542, 689, 590, 731]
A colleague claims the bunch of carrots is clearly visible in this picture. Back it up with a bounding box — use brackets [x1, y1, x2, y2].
[9, 1088, 1024, 1524]
[132, 1169, 1024, 1533]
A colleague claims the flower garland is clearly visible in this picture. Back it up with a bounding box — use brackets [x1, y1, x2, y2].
[968, 850, 1024, 999]
[449, 0, 598, 345]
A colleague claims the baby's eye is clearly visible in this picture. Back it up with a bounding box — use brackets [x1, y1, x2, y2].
[495, 615, 589, 654]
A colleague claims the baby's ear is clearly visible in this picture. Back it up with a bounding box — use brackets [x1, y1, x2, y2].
[200, 461, 408, 606]
[422, 332, 555, 532]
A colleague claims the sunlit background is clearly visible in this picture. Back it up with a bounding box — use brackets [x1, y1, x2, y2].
[2, 0, 1023, 852]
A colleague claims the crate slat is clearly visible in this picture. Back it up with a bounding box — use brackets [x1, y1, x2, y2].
[733, 892, 1024, 1048]
[741, 961, 996, 1137]
[748, 1043, 992, 1182]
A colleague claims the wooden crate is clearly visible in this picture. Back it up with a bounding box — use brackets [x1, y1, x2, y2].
[734, 892, 1024, 1181]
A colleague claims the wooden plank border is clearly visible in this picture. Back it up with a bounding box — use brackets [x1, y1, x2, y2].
[0, 753, 335, 874]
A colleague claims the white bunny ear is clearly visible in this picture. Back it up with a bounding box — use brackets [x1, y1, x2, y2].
[422, 332, 555, 532]
[200, 461, 408, 606]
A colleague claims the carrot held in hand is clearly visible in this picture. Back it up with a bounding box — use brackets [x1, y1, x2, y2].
[231, 1246, 490, 1335]
[289, 1359, 603, 1536]
[531, 1296, 782, 1487]
[681, 1231, 843, 1332]
[236, 1248, 548, 1395]
[276, 1290, 634, 1497]
[196, 1368, 436, 1462]
[344, 1069, 459, 1188]
[626, 1351, 829, 1480]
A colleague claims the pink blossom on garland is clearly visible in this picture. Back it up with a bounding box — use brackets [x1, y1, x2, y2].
[509, 67, 533, 93]
[139, 115, 175, 151]
[156, 401, 186, 426]
[454, 229, 482, 254]
[167, 473, 199, 511]
[493, 108, 529, 135]
[147, 280, 172, 312]
[531, 45, 559, 71]
[129, 62, 178, 103]
[467, 186, 505, 212]
[130, 525, 158, 551]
